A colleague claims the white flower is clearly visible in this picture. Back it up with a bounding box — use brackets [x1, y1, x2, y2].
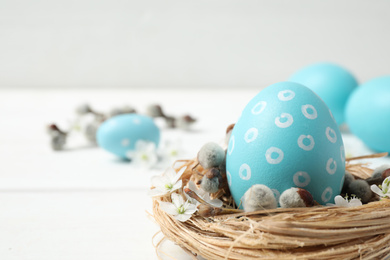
[71, 113, 95, 132]
[148, 166, 187, 197]
[159, 193, 197, 222]
[126, 140, 158, 168]
[159, 141, 183, 165]
[371, 177, 390, 199]
[327, 195, 362, 207]
[185, 181, 223, 208]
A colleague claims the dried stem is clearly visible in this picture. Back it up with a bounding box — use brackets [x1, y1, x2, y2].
[346, 152, 388, 162]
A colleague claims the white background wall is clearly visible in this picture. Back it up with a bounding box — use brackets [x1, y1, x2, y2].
[1, 0, 389, 89]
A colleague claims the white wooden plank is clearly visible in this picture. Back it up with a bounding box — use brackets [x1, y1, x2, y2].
[0, 190, 192, 260]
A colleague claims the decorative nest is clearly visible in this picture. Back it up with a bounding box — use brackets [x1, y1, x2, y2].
[151, 153, 390, 260]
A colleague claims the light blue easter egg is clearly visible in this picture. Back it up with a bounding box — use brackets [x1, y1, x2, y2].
[289, 63, 358, 125]
[226, 82, 345, 206]
[96, 114, 160, 159]
[345, 76, 390, 153]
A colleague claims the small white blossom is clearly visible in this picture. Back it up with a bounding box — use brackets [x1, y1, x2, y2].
[327, 195, 362, 207]
[148, 166, 187, 197]
[159, 193, 197, 222]
[371, 177, 390, 199]
[126, 140, 158, 168]
[158, 140, 183, 166]
[185, 181, 223, 208]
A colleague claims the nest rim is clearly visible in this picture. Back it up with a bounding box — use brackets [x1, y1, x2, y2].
[151, 155, 390, 260]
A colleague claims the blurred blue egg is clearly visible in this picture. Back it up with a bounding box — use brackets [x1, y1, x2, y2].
[226, 82, 345, 206]
[345, 76, 390, 153]
[96, 114, 160, 159]
[289, 63, 358, 125]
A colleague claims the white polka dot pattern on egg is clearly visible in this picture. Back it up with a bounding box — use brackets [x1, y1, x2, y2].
[326, 158, 337, 175]
[239, 164, 251, 180]
[293, 171, 311, 187]
[244, 128, 258, 143]
[301, 104, 318, 119]
[228, 135, 235, 155]
[278, 90, 295, 101]
[265, 147, 284, 164]
[340, 146, 345, 162]
[133, 118, 141, 124]
[321, 187, 333, 203]
[121, 138, 130, 147]
[275, 113, 293, 128]
[326, 127, 337, 143]
[108, 120, 118, 126]
[297, 135, 315, 151]
[226, 171, 232, 186]
[251, 101, 267, 115]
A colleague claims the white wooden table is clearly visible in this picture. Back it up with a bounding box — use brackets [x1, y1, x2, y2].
[1, 89, 388, 260]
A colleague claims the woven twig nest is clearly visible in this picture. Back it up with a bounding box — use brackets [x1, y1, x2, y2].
[151, 154, 390, 260]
